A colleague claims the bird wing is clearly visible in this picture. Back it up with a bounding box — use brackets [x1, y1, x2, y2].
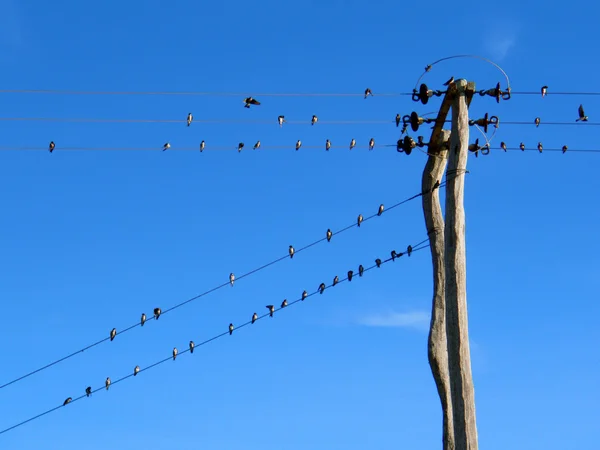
[579, 104, 585, 117]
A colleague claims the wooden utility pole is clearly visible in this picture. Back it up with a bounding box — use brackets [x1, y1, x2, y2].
[423, 79, 478, 449]
[445, 79, 478, 449]
[422, 94, 454, 449]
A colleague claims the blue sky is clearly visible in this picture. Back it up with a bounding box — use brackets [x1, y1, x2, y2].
[0, 0, 599, 448]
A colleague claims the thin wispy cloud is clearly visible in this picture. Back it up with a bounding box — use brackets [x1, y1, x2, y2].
[483, 30, 518, 62]
[357, 310, 430, 332]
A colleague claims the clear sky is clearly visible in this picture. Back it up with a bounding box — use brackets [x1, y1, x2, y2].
[0, 0, 598, 448]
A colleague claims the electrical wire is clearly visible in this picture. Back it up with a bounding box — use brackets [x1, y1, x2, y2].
[0, 240, 429, 436]
[490, 146, 600, 153]
[0, 89, 411, 97]
[0, 179, 456, 392]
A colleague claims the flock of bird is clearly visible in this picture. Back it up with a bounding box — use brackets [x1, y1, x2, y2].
[60, 205, 410, 407]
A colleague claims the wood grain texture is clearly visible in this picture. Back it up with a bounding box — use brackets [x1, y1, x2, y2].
[445, 79, 478, 449]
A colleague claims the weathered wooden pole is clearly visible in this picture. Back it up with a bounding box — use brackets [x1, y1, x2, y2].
[445, 79, 478, 449]
[422, 88, 455, 450]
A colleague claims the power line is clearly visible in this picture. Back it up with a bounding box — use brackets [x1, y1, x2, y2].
[0, 180, 454, 392]
[0, 240, 429, 436]
[0, 89, 410, 97]
[490, 146, 600, 153]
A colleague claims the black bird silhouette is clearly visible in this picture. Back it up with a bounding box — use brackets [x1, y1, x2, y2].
[375, 258, 382, 268]
[364, 88, 373, 99]
[358, 265, 364, 277]
[443, 76, 454, 86]
[319, 283, 326, 294]
[347, 270, 353, 282]
[266, 305, 275, 317]
[326, 229, 332, 242]
[154, 308, 161, 320]
[576, 104, 588, 122]
[48, 141, 55, 153]
[63, 397, 72, 406]
[407, 245, 413, 256]
[244, 97, 260, 108]
[281, 299, 288, 308]
[85, 387, 92, 397]
[395, 114, 401, 127]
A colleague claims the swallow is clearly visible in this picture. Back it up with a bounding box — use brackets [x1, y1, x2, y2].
[391, 250, 397, 261]
[326, 139, 331, 151]
[541, 86, 548, 97]
[333, 275, 339, 286]
[364, 88, 373, 99]
[189, 341, 195, 353]
[229, 323, 234, 335]
[172, 347, 178, 361]
[154, 307, 161, 320]
[520, 142, 525, 151]
[63, 397, 72, 406]
[134, 365, 140, 376]
[443, 76, 454, 86]
[369, 138, 375, 151]
[357, 214, 363, 227]
[500, 142, 507, 152]
[350, 138, 356, 150]
[296, 140, 302, 151]
[577, 104, 588, 122]
[289, 245, 295, 258]
[537, 142, 543, 153]
[281, 299, 288, 308]
[230, 273, 235, 286]
[375, 258, 382, 267]
[535, 117, 540, 127]
[347, 270, 353, 282]
[238, 142, 244, 152]
[253, 140, 261, 150]
[48, 141, 55, 153]
[163, 142, 170, 151]
[141, 313, 146, 326]
[85, 386, 92, 397]
[378, 204, 384, 216]
[395, 114, 401, 127]
[252, 312, 258, 324]
[358, 265, 364, 277]
[266, 305, 275, 317]
[105, 377, 111, 390]
[407, 245, 413, 256]
[302, 290, 308, 301]
[244, 97, 260, 108]
[562, 145, 568, 153]
[278, 115, 285, 127]
[200, 140, 205, 152]
[319, 283, 326, 294]
[187, 113, 193, 126]
[311, 115, 318, 125]
[110, 328, 116, 341]
[326, 228, 332, 242]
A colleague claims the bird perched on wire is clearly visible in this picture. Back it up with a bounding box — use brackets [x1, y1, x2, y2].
[364, 88, 373, 99]
[357, 214, 363, 227]
[63, 397, 72, 406]
[347, 270, 353, 282]
[349, 138, 356, 150]
[520, 142, 525, 151]
[187, 113, 193, 126]
[378, 204, 384, 216]
[443, 76, 454, 86]
[266, 305, 275, 317]
[229, 323, 234, 335]
[85, 387, 92, 397]
[326, 139, 331, 151]
[252, 312, 258, 324]
[110, 328, 116, 341]
[311, 115, 318, 125]
[172, 348, 178, 361]
[535, 117, 540, 127]
[358, 265, 364, 277]
[319, 283, 326, 294]
[302, 290, 308, 301]
[500, 142, 507, 152]
[391, 250, 397, 261]
[281, 299, 288, 308]
[576, 104, 588, 122]
[154, 307, 162, 320]
[244, 97, 260, 108]
[326, 228, 332, 242]
[134, 365, 140, 376]
[541, 86, 548, 97]
[200, 141, 205, 152]
[237, 143, 244, 152]
[289, 245, 295, 258]
[278, 115, 286, 127]
[333, 276, 339, 286]
[253, 140, 261, 150]
[562, 145, 568, 153]
[229, 273, 235, 287]
[407, 245, 413, 256]
[537, 142, 543, 153]
[140, 313, 146, 326]
[48, 141, 55, 153]
[396, 114, 401, 127]
[295, 140, 302, 151]
[187, 341, 194, 354]
[105, 377, 111, 390]
[369, 138, 375, 151]
[163, 142, 170, 151]
[375, 258, 382, 268]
